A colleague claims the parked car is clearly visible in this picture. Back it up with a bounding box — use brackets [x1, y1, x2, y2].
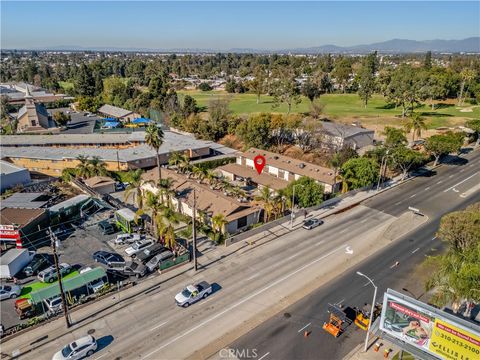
[125, 239, 154, 257]
[136, 244, 165, 263]
[0, 284, 21, 300]
[115, 182, 125, 191]
[98, 221, 116, 235]
[44, 296, 63, 313]
[86, 113, 96, 117]
[302, 218, 324, 230]
[175, 281, 212, 307]
[37, 263, 71, 283]
[87, 278, 106, 293]
[145, 250, 174, 272]
[114, 233, 141, 245]
[52, 335, 98, 360]
[109, 261, 148, 278]
[93, 251, 125, 267]
[23, 255, 50, 277]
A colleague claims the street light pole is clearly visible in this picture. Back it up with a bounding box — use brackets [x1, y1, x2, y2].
[290, 184, 303, 229]
[48, 228, 71, 328]
[356, 271, 377, 352]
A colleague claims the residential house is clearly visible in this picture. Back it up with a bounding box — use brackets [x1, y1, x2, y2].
[319, 121, 374, 150]
[98, 104, 140, 122]
[84, 176, 116, 195]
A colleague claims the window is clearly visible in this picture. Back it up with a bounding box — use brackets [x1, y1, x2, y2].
[237, 216, 247, 228]
[31, 120, 37, 126]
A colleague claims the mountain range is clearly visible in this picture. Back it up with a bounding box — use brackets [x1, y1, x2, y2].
[12, 37, 480, 54]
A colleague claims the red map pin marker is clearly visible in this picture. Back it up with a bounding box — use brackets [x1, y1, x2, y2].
[254, 155, 266, 174]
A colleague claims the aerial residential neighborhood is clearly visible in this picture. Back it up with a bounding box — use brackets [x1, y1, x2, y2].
[0, 1, 479, 360]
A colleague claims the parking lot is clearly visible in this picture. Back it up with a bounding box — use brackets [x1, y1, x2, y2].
[48, 108, 98, 134]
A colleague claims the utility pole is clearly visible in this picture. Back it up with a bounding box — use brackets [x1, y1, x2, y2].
[191, 189, 198, 271]
[49, 228, 71, 328]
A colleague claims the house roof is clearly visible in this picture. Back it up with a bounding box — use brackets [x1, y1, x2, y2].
[115, 208, 136, 222]
[0, 193, 50, 209]
[239, 148, 335, 185]
[49, 195, 90, 213]
[84, 176, 115, 188]
[0, 207, 46, 227]
[0, 160, 28, 175]
[217, 163, 289, 190]
[320, 121, 374, 138]
[143, 168, 260, 222]
[98, 104, 134, 118]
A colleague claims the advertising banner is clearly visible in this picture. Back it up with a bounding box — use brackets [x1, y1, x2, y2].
[380, 293, 480, 360]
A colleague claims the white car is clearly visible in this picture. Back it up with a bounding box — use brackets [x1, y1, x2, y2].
[302, 218, 324, 230]
[0, 284, 21, 300]
[52, 335, 97, 360]
[114, 233, 141, 245]
[44, 296, 63, 313]
[125, 239, 154, 257]
[175, 281, 212, 307]
[37, 263, 71, 283]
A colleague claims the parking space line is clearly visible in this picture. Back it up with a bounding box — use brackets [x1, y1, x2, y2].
[409, 193, 416, 198]
[424, 187, 430, 191]
[258, 352, 270, 360]
[150, 321, 168, 331]
[411, 248, 420, 254]
[315, 239, 326, 246]
[297, 323, 311, 333]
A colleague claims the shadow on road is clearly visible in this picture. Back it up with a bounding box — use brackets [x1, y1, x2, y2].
[96, 335, 114, 352]
[211, 282, 222, 294]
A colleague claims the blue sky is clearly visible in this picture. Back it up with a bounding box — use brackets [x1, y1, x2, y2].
[1, 1, 479, 50]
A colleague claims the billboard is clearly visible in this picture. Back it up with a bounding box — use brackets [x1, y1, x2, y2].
[380, 291, 480, 360]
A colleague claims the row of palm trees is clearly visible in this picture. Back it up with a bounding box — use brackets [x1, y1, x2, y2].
[76, 155, 109, 178]
[254, 185, 292, 223]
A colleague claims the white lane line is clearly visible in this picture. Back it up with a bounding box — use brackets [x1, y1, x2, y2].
[94, 353, 109, 360]
[143, 244, 347, 358]
[460, 168, 465, 172]
[363, 281, 371, 287]
[247, 273, 259, 281]
[287, 253, 298, 260]
[411, 247, 420, 254]
[298, 323, 312, 333]
[459, 182, 480, 198]
[150, 321, 168, 331]
[315, 239, 326, 246]
[360, 218, 368, 223]
[258, 352, 270, 360]
[336, 298, 345, 305]
[449, 174, 454, 178]
[395, 201, 402, 205]
[444, 172, 479, 192]
[432, 236, 437, 241]
[424, 187, 430, 191]
[339, 228, 348, 234]
[437, 180, 443, 184]
[409, 193, 416, 198]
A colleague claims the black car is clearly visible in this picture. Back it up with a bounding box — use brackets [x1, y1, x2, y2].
[98, 221, 115, 235]
[23, 255, 50, 277]
[136, 244, 165, 263]
[93, 251, 125, 267]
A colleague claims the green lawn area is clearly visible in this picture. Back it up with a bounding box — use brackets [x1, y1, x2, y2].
[59, 81, 74, 91]
[20, 270, 80, 299]
[178, 90, 479, 129]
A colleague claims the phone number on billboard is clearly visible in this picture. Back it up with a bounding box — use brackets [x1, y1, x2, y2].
[431, 332, 480, 359]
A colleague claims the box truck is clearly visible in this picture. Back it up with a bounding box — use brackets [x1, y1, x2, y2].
[0, 249, 35, 279]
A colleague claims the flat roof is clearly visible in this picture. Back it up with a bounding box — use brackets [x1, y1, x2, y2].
[0, 207, 46, 227]
[0, 249, 30, 264]
[1, 132, 146, 146]
[0, 160, 28, 175]
[49, 194, 90, 213]
[0, 193, 50, 209]
[98, 104, 134, 118]
[115, 208, 136, 221]
[320, 121, 374, 138]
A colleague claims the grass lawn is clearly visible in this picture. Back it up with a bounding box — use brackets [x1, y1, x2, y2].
[59, 81, 74, 91]
[178, 90, 479, 129]
[20, 270, 80, 299]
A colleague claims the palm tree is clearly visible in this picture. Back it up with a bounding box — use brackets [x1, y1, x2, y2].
[158, 177, 175, 208]
[143, 191, 163, 240]
[404, 112, 427, 142]
[76, 155, 91, 178]
[458, 68, 475, 106]
[168, 151, 183, 169]
[205, 169, 217, 186]
[192, 166, 207, 183]
[179, 154, 191, 174]
[163, 225, 176, 250]
[211, 213, 228, 241]
[124, 169, 145, 210]
[88, 156, 109, 177]
[145, 123, 164, 181]
[255, 186, 274, 222]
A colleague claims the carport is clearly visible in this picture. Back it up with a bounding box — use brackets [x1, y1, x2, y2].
[29, 267, 107, 308]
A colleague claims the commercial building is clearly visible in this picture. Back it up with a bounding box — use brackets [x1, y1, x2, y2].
[98, 104, 140, 122]
[0, 208, 49, 248]
[0, 161, 31, 193]
[0, 131, 218, 177]
[142, 168, 261, 234]
[218, 148, 338, 194]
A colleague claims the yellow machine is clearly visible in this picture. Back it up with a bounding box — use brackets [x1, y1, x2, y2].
[354, 304, 382, 331]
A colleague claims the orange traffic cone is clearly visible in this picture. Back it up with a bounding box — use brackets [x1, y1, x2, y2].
[304, 331, 310, 337]
[374, 343, 381, 352]
[384, 349, 391, 358]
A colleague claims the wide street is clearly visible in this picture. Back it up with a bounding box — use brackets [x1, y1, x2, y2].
[1, 150, 479, 360]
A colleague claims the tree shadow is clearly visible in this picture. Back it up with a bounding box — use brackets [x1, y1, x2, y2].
[375, 103, 396, 110]
[411, 168, 437, 178]
[418, 111, 453, 117]
[432, 103, 455, 110]
[442, 155, 468, 166]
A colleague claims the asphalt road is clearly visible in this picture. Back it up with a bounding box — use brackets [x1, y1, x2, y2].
[229, 151, 480, 360]
[2, 150, 478, 360]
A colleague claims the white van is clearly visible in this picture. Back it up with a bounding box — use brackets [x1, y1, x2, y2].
[44, 296, 63, 313]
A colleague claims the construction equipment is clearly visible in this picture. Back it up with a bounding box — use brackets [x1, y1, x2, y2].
[354, 303, 382, 331]
[322, 304, 349, 337]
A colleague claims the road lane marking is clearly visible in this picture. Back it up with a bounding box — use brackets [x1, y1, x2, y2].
[409, 193, 416, 198]
[150, 321, 168, 331]
[390, 261, 400, 269]
[336, 298, 345, 305]
[460, 168, 465, 172]
[339, 228, 348, 234]
[443, 172, 479, 192]
[287, 254, 298, 260]
[258, 352, 270, 360]
[360, 218, 368, 223]
[449, 174, 454, 178]
[459, 182, 480, 198]
[411, 248, 420, 254]
[247, 273, 259, 281]
[432, 236, 437, 241]
[298, 323, 311, 333]
[315, 239, 326, 246]
[363, 281, 371, 287]
[395, 201, 402, 205]
[94, 353, 109, 360]
[143, 244, 347, 358]
[424, 187, 430, 191]
[436, 180, 443, 184]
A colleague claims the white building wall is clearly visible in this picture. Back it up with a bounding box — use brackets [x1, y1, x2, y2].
[268, 166, 279, 176]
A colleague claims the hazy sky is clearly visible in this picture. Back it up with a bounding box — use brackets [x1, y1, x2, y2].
[1, 1, 479, 50]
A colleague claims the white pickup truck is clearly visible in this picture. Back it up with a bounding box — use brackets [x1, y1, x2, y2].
[175, 281, 212, 307]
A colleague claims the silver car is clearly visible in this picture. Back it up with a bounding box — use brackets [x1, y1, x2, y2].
[52, 335, 97, 360]
[302, 218, 324, 230]
[0, 284, 21, 300]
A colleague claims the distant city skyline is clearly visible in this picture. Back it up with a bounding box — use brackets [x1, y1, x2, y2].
[1, 1, 479, 50]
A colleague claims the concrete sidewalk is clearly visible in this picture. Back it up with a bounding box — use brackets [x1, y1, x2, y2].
[344, 340, 402, 360]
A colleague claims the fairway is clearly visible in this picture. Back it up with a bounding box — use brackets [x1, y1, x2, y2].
[178, 91, 479, 129]
[20, 270, 80, 299]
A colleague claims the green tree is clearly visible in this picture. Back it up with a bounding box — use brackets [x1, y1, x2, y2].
[390, 147, 426, 180]
[198, 82, 212, 91]
[102, 77, 128, 106]
[403, 112, 427, 142]
[386, 64, 420, 117]
[358, 65, 376, 108]
[236, 113, 272, 149]
[466, 119, 480, 147]
[254, 186, 274, 222]
[211, 213, 228, 241]
[53, 111, 71, 127]
[271, 67, 301, 114]
[424, 51, 432, 69]
[301, 80, 321, 104]
[425, 132, 464, 166]
[145, 123, 165, 181]
[182, 95, 198, 118]
[249, 66, 266, 104]
[340, 157, 379, 192]
[332, 57, 352, 93]
[88, 156, 109, 177]
[284, 176, 324, 208]
[383, 126, 408, 149]
[457, 68, 476, 105]
[75, 64, 95, 96]
[143, 191, 163, 240]
[76, 155, 91, 178]
[124, 169, 145, 209]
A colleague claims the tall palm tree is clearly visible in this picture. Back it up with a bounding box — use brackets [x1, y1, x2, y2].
[145, 123, 164, 181]
[179, 154, 191, 174]
[76, 155, 91, 178]
[163, 225, 176, 250]
[211, 213, 228, 240]
[158, 177, 175, 208]
[404, 112, 427, 142]
[88, 156, 109, 177]
[255, 186, 274, 222]
[458, 68, 475, 106]
[143, 191, 163, 240]
[124, 169, 145, 210]
[168, 151, 183, 169]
